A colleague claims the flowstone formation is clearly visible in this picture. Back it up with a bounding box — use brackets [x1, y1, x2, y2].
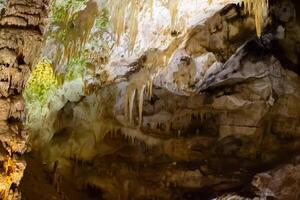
[12, 0, 300, 199]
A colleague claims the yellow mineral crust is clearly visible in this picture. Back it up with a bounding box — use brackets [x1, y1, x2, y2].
[0, 156, 24, 200]
[24, 58, 58, 103]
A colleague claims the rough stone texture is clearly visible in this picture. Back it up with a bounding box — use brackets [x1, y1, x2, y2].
[216, 161, 300, 200]
[251, 163, 300, 199]
[0, 0, 48, 199]
[19, 0, 300, 199]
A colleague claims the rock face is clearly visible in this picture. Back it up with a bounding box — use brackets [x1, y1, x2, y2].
[251, 162, 300, 199]
[2, 0, 298, 199]
[0, 0, 49, 199]
[44, 46, 300, 199]
[216, 161, 300, 200]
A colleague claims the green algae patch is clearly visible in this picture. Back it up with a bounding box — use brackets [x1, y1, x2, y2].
[65, 55, 88, 81]
[49, 0, 100, 63]
[95, 8, 109, 31]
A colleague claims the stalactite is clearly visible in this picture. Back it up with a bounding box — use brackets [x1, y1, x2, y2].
[121, 127, 162, 146]
[241, 0, 269, 37]
[128, 89, 136, 123]
[107, 0, 183, 50]
[106, 0, 140, 50]
[149, 77, 153, 98]
[149, 0, 154, 17]
[146, 79, 152, 100]
[138, 85, 145, 126]
[168, 0, 179, 28]
[207, 0, 268, 37]
[51, 0, 99, 64]
[124, 68, 154, 126]
[128, 0, 140, 51]
[107, 0, 129, 44]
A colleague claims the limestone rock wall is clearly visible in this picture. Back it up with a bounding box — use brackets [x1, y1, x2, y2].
[17, 0, 300, 199]
[0, 0, 49, 199]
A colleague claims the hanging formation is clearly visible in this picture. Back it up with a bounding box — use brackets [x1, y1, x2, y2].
[241, 0, 269, 37]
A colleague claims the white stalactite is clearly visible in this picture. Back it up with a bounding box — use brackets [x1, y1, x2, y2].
[138, 85, 146, 126]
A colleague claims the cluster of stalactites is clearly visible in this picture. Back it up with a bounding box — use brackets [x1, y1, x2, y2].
[106, 0, 140, 50]
[241, 0, 269, 37]
[124, 68, 153, 127]
[208, 0, 269, 37]
[106, 0, 182, 51]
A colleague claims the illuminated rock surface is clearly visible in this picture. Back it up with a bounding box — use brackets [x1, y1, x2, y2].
[0, 0, 300, 199]
[0, 0, 49, 199]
